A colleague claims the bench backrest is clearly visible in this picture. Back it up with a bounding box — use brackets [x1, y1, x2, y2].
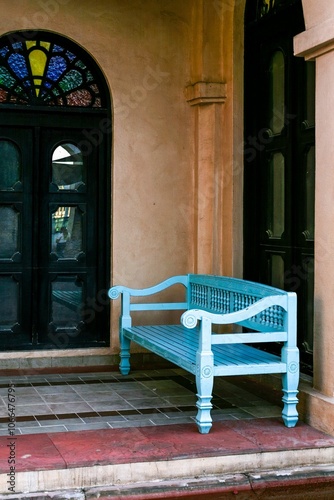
[187, 274, 288, 332]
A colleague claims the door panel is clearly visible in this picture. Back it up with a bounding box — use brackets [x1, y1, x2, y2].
[38, 126, 101, 347]
[0, 128, 33, 348]
[0, 118, 109, 350]
[244, 0, 315, 372]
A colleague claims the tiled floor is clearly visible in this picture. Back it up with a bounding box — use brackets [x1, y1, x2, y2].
[0, 368, 283, 435]
[2, 370, 334, 497]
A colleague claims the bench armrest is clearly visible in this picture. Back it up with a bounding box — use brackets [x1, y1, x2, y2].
[109, 276, 189, 326]
[108, 275, 188, 299]
[181, 295, 288, 328]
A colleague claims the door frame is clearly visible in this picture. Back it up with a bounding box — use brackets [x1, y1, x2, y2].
[0, 106, 111, 350]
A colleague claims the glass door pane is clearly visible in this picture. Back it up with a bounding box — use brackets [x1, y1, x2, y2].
[0, 127, 33, 347]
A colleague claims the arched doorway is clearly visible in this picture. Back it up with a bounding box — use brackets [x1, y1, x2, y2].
[0, 31, 111, 350]
[244, 1, 315, 372]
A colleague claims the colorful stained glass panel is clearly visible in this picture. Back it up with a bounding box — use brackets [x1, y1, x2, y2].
[0, 33, 103, 107]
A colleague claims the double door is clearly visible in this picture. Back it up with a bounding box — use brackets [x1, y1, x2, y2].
[0, 112, 110, 350]
[244, 1, 315, 371]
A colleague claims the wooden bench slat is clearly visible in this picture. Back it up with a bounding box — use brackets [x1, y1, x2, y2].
[125, 326, 198, 372]
[125, 326, 285, 374]
[211, 332, 288, 344]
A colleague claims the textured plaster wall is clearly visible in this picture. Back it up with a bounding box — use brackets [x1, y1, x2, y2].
[294, 0, 334, 436]
[0, 0, 195, 357]
[0, 0, 245, 365]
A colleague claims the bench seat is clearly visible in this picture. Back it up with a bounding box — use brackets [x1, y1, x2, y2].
[124, 325, 286, 376]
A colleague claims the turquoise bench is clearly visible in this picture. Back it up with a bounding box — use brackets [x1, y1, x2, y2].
[109, 274, 299, 434]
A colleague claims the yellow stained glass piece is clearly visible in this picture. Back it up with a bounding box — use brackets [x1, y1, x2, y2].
[41, 42, 50, 50]
[29, 49, 47, 77]
[29, 49, 47, 96]
[26, 41, 36, 49]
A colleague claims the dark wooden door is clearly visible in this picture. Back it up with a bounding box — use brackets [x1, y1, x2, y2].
[244, 0, 315, 372]
[0, 112, 110, 350]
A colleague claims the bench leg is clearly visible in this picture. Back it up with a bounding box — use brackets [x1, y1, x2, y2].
[119, 334, 131, 375]
[281, 346, 299, 427]
[195, 352, 214, 434]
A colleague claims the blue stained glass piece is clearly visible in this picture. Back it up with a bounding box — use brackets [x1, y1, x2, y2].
[52, 44, 63, 53]
[0, 47, 9, 57]
[8, 53, 28, 79]
[40, 89, 51, 101]
[46, 56, 67, 82]
[66, 51, 76, 61]
[12, 42, 22, 50]
[22, 79, 31, 87]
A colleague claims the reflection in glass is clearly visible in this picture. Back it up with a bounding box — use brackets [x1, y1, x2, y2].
[0, 276, 18, 329]
[269, 51, 285, 134]
[52, 143, 84, 190]
[51, 205, 83, 259]
[51, 277, 83, 331]
[267, 152, 285, 238]
[270, 254, 285, 289]
[305, 146, 315, 240]
[0, 206, 19, 259]
[0, 140, 21, 190]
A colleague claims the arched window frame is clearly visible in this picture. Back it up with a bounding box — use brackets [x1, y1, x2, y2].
[0, 30, 110, 109]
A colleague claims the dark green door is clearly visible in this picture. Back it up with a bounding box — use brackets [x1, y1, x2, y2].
[244, 0, 315, 372]
[0, 112, 110, 350]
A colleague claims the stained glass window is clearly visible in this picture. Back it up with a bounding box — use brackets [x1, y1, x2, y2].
[0, 32, 105, 107]
[245, 0, 299, 21]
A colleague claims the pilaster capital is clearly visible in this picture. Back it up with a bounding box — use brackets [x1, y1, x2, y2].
[185, 81, 227, 106]
[294, 18, 334, 60]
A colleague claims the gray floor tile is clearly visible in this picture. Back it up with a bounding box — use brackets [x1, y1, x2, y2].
[127, 397, 170, 409]
[47, 402, 94, 414]
[41, 393, 86, 404]
[20, 425, 67, 434]
[81, 415, 126, 424]
[110, 419, 156, 429]
[65, 422, 111, 431]
[240, 406, 282, 418]
[113, 388, 156, 398]
[88, 401, 133, 412]
[12, 395, 46, 406]
[35, 385, 76, 394]
[38, 417, 83, 426]
[161, 396, 196, 406]
[15, 405, 53, 416]
[12, 420, 40, 428]
[71, 383, 113, 393]
[79, 392, 122, 402]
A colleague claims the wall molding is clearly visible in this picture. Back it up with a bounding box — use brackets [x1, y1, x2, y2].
[185, 81, 227, 106]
